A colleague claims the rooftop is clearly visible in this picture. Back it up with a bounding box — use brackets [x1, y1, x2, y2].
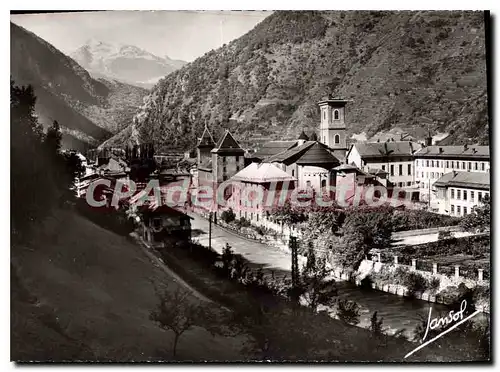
[211, 130, 244, 154]
[266, 141, 341, 166]
[434, 171, 490, 190]
[252, 140, 298, 160]
[197, 125, 216, 148]
[230, 163, 296, 184]
[350, 141, 420, 159]
[413, 145, 490, 159]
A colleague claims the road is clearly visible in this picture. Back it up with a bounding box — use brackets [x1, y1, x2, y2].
[189, 213, 306, 275]
[393, 231, 475, 246]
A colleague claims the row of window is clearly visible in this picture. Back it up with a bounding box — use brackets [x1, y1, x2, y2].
[450, 205, 468, 216]
[241, 210, 260, 222]
[417, 159, 487, 171]
[450, 189, 488, 202]
[381, 164, 412, 177]
[419, 171, 444, 180]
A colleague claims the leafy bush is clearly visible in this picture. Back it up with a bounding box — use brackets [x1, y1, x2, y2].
[429, 277, 441, 292]
[255, 226, 266, 235]
[235, 217, 252, 229]
[391, 209, 460, 232]
[336, 299, 360, 325]
[220, 208, 236, 224]
[401, 271, 429, 295]
[460, 194, 490, 233]
[370, 311, 384, 336]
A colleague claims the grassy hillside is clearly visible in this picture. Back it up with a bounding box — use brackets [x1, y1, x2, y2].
[103, 11, 488, 151]
[10, 22, 147, 151]
[11, 208, 246, 361]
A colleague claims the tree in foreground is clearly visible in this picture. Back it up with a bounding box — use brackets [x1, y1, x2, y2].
[296, 246, 338, 312]
[370, 311, 384, 336]
[150, 287, 207, 358]
[332, 208, 393, 270]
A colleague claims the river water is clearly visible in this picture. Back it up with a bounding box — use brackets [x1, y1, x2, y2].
[190, 213, 489, 343]
[334, 281, 488, 339]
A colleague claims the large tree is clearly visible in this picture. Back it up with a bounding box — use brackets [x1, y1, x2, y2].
[460, 194, 490, 233]
[296, 246, 338, 312]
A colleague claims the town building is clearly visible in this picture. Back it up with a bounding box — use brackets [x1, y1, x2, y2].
[227, 162, 297, 224]
[413, 145, 490, 203]
[265, 139, 341, 193]
[346, 141, 420, 188]
[332, 164, 419, 206]
[433, 171, 490, 216]
[196, 128, 245, 187]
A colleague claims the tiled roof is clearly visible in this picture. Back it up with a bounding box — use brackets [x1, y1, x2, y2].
[413, 145, 490, 159]
[332, 164, 360, 171]
[352, 141, 420, 159]
[333, 164, 374, 177]
[266, 141, 341, 167]
[230, 163, 296, 184]
[252, 140, 298, 159]
[197, 126, 216, 148]
[434, 171, 490, 190]
[211, 130, 244, 154]
[295, 142, 341, 166]
[265, 141, 315, 164]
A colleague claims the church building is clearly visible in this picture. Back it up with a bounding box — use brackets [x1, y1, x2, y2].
[318, 97, 350, 159]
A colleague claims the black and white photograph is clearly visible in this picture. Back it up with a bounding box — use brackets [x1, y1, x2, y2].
[9, 7, 492, 363]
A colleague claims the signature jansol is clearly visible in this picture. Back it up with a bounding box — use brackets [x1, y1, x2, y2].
[404, 299, 481, 359]
[422, 299, 468, 341]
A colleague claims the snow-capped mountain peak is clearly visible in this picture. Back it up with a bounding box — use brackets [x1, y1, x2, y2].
[71, 40, 186, 88]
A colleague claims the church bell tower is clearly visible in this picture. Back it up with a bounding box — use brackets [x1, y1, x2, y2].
[318, 98, 348, 151]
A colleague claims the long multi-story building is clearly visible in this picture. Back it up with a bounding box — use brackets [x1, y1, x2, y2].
[346, 141, 420, 188]
[433, 171, 490, 216]
[413, 145, 490, 205]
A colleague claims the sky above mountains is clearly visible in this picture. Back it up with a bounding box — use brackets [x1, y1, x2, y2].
[11, 10, 271, 62]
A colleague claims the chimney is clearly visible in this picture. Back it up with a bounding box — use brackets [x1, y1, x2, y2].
[439, 147, 444, 154]
[464, 144, 468, 151]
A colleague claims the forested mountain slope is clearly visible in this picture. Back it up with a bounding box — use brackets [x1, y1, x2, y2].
[102, 11, 488, 152]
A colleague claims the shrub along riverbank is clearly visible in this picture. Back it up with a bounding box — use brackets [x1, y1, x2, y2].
[148, 235, 488, 361]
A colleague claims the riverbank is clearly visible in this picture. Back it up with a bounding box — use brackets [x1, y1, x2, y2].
[187, 212, 489, 360]
[200, 212, 490, 314]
